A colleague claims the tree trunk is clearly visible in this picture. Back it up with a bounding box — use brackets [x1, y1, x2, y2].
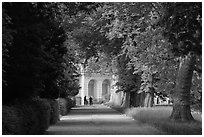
[121, 91, 130, 108]
[170, 53, 195, 122]
[139, 92, 145, 107]
[144, 88, 154, 107]
[135, 93, 140, 107]
[130, 92, 137, 107]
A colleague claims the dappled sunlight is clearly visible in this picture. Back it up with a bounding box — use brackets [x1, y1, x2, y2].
[3, 2, 201, 135]
[73, 104, 111, 109]
[47, 104, 165, 135]
[61, 114, 131, 121]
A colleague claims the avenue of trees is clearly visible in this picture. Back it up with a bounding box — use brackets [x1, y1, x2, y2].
[67, 2, 202, 122]
[3, 2, 202, 122]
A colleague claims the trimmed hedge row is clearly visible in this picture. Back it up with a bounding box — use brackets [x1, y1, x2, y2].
[57, 97, 75, 116]
[2, 106, 21, 135]
[48, 99, 60, 125]
[2, 97, 74, 135]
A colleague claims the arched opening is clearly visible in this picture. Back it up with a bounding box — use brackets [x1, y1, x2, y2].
[102, 79, 111, 102]
[88, 79, 96, 98]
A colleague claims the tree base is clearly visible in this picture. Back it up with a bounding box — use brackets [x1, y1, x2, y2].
[144, 92, 153, 107]
[170, 104, 195, 122]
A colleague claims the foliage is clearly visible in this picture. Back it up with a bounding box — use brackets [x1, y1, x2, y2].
[14, 98, 51, 134]
[191, 71, 202, 111]
[2, 7, 14, 88]
[2, 97, 75, 135]
[57, 97, 75, 116]
[88, 3, 172, 98]
[158, 3, 202, 120]
[89, 3, 201, 109]
[64, 5, 123, 65]
[159, 3, 202, 108]
[67, 3, 144, 96]
[63, 2, 202, 111]
[3, 2, 201, 118]
[32, 98, 51, 132]
[2, 2, 101, 103]
[85, 52, 113, 74]
[47, 99, 60, 125]
[114, 54, 140, 93]
[159, 2, 202, 56]
[2, 106, 21, 135]
[66, 3, 200, 107]
[2, 98, 56, 135]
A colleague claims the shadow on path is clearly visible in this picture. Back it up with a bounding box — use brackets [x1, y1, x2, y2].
[46, 104, 166, 135]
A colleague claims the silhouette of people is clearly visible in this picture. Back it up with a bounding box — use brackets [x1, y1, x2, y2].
[84, 96, 88, 105]
[89, 96, 93, 105]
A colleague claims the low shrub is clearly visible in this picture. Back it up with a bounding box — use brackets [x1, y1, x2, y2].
[58, 97, 74, 116]
[2, 106, 21, 134]
[2, 97, 52, 135]
[70, 97, 76, 107]
[15, 102, 40, 134]
[48, 99, 59, 125]
[31, 98, 51, 133]
[2, 97, 74, 135]
[58, 98, 67, 116]
[125, 107, 202, 135]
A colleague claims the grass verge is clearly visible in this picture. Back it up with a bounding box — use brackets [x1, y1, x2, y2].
[125, 106, 202, 135]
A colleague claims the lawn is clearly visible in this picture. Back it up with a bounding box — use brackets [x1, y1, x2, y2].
[125, 106, 202, 135]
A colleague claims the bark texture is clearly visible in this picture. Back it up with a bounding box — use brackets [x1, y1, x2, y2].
[139, 92, 145, 107]
[144, 88, 154, 107]
[121, 91, 130, 108]
[170, 53, 195, 121]
[130, 92, 137, 107]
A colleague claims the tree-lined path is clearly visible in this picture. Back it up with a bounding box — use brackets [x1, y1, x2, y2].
[3, 2, 201, 135]
[46, 104, 165, 135]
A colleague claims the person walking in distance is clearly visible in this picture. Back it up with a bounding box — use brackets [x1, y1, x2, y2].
[84, 96, 88, 105]
[89, 96, 93, 105]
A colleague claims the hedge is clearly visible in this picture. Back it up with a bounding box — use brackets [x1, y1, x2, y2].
[2, 97, 74, 135]
[2, 106, 22, 134]
[14, 100, 43, 134]
[58, 98, 74, 116]
[30, 98, 51, 133]
[48, 99, 59, 125]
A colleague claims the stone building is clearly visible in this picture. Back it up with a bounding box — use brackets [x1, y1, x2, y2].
[76, 65, 121, 105]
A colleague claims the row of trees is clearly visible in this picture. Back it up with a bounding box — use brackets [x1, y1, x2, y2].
[67, 2, 201, 122]
[3, 2, 201, 122]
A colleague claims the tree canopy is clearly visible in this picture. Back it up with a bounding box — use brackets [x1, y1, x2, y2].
[2, 2, 100, 104]
[2, 2, 202, 117]
[70, 2, 202, 113]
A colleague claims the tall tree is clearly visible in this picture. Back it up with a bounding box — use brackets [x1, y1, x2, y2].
[3, 3, 68, 101]
[96, 3, 202, 121]
[160, 2, 202, 121]
[2, 2, 100, 104]
[70, 3, 202, 116]
[96, 3, 169, 107]
[113, 54, 141, 108]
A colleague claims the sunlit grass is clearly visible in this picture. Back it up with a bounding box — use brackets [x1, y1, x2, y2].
[125, 106, 202, 135]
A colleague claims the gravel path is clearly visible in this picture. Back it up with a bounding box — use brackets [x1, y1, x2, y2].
[46, 104, 165, 135]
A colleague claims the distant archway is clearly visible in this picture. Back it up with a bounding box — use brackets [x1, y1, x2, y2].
[88, 79, 97, 98]
[102, 79, 111, 101]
